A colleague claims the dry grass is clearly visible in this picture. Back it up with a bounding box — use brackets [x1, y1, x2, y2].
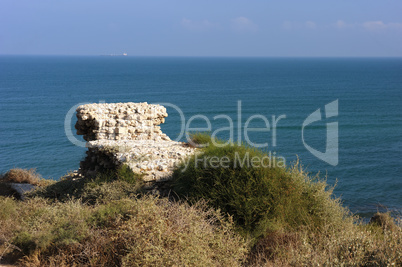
[0, 195, 248, 266]
[1, 161, 401, 266]
[1, 166, 249, 265]
[369, 212, 398, 231]
[246, 216, 402, 266]
[1, 169, 46, 186]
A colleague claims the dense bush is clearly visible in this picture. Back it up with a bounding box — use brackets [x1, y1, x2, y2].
[172, 134, 402, 265]
[173, 134, 349, 239]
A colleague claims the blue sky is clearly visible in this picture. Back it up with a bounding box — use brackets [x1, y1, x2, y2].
[1, 0, 401, 57]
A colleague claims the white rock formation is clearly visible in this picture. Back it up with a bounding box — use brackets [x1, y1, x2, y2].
[76, 102, 170, 141]
[76, 102, 196, 181]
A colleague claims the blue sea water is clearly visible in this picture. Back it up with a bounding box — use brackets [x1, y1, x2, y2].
[0, 56, 401, 218]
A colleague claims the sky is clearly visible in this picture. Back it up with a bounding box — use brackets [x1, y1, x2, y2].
[1, 0, 402, 57]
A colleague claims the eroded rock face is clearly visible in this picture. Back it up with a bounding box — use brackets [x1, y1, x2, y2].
[75, 102, 170, 142]
[76, 102, 196, 181]
[75, 103, 170, 141]
[81, 140, 195, 181]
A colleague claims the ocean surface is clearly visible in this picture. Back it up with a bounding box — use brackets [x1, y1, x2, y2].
[0, 56, 401, 218]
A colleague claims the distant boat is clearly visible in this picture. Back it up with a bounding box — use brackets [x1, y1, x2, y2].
[101, 53, 128, 57]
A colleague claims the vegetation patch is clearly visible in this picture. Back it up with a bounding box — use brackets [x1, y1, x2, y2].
[1, 136, 401, 266]
[31, 165, 144, 204]
[173, 134, 348, 239]
[0, 168, 47, 186]
[0, 196, 247, 266]
[173, 133, 402, 265]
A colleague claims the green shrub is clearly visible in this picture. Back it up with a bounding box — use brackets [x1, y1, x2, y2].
[173, 134, 349, 239]
[116, 164, 143, 184]
[81, 179, 143, 205]
[6, 197, 90, 260]
[187, 131, 215, 147]
[93, 164, 144, 185]
[31, 166, 144, 203]
[0, 196, 18, 220]
[89, 199, 134, 227]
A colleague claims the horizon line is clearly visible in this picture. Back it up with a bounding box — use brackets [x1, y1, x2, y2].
[1, 54, 402, 58]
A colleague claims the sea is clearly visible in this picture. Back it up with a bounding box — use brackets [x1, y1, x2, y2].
[0, 56, 401, 219]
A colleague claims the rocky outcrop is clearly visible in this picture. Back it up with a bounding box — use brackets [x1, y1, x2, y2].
[76, 102, 196, 181]
[9, 183, 37, 200]
[76, 102, 170, 142]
